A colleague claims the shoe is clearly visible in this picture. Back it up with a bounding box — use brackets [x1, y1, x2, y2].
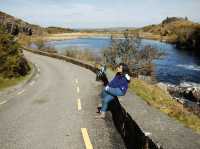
[96, 106, 101, 113]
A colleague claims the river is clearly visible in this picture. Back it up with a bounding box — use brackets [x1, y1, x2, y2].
[44, 37, 200, 85]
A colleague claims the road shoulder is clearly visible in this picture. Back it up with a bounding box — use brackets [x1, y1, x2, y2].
[0, 62, 37, 100]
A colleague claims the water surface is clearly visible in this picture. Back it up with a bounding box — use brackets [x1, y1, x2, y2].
[45, 38, 200, 85]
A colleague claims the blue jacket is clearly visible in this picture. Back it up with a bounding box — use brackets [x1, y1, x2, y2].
[108, 73, 129, 95]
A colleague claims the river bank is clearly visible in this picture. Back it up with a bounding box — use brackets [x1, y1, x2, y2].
[43, 32, 118, 41]
[130, 78, 200, 134]
[44, 32, 169, 42]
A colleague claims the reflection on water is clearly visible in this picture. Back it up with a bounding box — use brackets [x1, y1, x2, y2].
[45, 38, 200, 85]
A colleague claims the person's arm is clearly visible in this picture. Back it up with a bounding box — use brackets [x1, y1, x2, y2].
[106, 74, 129, 96]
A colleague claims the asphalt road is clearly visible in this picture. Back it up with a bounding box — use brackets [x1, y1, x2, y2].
[0, 51, 125, 149]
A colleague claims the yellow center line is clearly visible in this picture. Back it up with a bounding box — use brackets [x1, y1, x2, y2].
[77, 98, 82, 111]
[81, 128, 93, 149]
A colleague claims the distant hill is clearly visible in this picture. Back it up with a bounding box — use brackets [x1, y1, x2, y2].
[77, 27, 136, 32]
[129, 17, 200, 51]
[133, 17, 200, 42]
[45, 26, 75, 34]
[0, 11, 44, 35]
[0, 11, 75, 35]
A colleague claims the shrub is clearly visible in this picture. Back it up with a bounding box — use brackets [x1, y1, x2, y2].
[103, 32, 162, 76]
[0, 25, 30, 78]
[34, 38, 45, 50]
[65, 47, 101, 63]
[17, 34, 32, 47]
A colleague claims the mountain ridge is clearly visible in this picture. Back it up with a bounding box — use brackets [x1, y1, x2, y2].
[0, 11, 74, 35]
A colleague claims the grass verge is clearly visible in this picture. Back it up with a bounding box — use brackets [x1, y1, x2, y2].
[130, 78, 200, 134]
[0, 63, 33, 91]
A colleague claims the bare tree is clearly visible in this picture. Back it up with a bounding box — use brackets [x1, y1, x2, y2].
[103, 32, 162, 76]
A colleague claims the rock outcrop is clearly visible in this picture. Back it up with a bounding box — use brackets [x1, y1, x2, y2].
[167, 83, 200, 103]
[0, 11, 44, 36]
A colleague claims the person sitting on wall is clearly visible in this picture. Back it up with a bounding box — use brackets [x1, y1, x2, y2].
[96, 63, 131, 119]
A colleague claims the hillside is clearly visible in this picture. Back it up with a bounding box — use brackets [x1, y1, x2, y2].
[45, 26, 75, 34]
[77, 27, 136, 32]
[0, 11, 76, 78]
[131, 17, 200, 51]
[0, 25, 30, 78]
[0, 11, 75, 35]
[0, 11, 44, 35]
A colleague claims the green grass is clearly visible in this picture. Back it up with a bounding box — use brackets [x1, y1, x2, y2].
[0, 63, 33, 91]
[130, 78, 200, 134]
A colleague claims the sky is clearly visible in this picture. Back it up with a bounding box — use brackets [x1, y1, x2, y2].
[0, 0, 200, 28]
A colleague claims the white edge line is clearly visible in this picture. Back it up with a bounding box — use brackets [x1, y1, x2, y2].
[17, 89, 25, 95]
[30, 81, 35, 86]
[0, 100, 8, 105]
[36, 74, 39, 78]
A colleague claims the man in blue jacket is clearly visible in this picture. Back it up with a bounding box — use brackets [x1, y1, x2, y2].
[97, 63, 131, 119]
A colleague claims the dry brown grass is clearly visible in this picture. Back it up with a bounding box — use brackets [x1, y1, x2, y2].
[130, 78, 200, 133]
[17, 34, 32, 47]
[65, 48, 101, 64]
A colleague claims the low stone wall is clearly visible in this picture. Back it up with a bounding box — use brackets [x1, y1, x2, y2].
[108, 98, 160, 149]
[21, 47, 98, 73]
[22, 47, 161, 149]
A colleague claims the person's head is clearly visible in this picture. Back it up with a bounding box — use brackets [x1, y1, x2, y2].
[116, 63, 130, 75]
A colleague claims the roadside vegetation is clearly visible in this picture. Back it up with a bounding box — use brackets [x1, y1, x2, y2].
[0, 76, 25, 90]
[65, 47, 101, 64]
[0, 25, 30, 90]
[0, 63, 33, 91]
[0, 25, 30, 78]
[32, 38, 57, 53]
[130, 79, 200, 133]
[17, 34, 32, 47]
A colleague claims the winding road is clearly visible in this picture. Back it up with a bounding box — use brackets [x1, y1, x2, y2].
[0, 51, 125, 149]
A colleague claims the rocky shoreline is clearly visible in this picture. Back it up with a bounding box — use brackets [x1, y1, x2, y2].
[157, 81, 200, 115]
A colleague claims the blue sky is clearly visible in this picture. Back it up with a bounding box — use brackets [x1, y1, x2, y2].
[0, 0, 200, 28]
